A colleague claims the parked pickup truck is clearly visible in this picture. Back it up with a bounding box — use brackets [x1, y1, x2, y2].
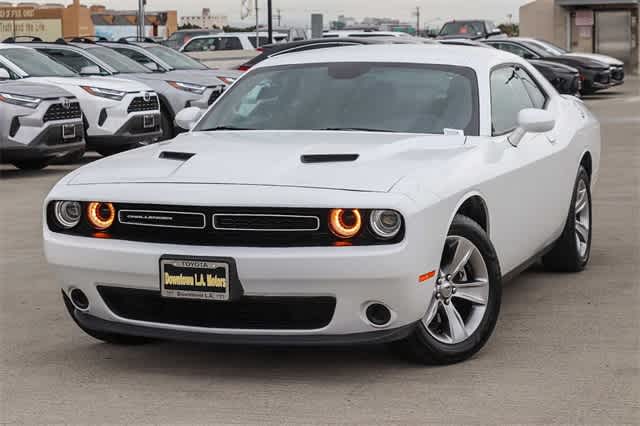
[437, 20, 505, 40]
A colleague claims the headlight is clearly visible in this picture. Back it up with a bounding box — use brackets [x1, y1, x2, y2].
[87, 202, 115, 230]
[369, 210, 402, 240]
[329, 208, 362, 239]
[167, 81, 206, 95]
[53, 201, 82, 229]
[81, 86, 126, 101]
[0, 92, 41, 109]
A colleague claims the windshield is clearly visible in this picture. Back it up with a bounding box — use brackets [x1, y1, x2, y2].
[0, 48, 76, 77]
[440, 22, 484, 36]
[195, 62, 479, 135]
[527, 39, 567, 56]
[86, 46, 151, 73]
[147, 45, 207, 70]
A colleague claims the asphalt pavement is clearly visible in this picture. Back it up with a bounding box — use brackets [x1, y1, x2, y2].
[1, 78, 638, 424]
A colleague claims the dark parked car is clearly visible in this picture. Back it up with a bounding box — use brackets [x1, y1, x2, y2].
[439, 39, 581, 95]
[483, 38, 612, 94]
[437, 20, 504, 40]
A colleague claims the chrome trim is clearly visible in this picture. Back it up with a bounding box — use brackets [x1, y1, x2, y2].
[118, 210, 206, 229]
[212, 213, 321, 232]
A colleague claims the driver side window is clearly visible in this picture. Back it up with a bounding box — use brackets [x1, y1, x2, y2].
[38, 48, 108, 75]
[490, 66, 536, 135]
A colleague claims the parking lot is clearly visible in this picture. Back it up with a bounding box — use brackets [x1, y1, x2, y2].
[1, 76, 638, 424]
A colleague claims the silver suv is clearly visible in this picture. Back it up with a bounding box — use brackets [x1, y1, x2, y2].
[19, 38, 226, 140]
[0, 77, 84, 170]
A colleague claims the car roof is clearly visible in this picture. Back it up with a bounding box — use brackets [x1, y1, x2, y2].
[255, 43, 519, 71]
[0, 43, 31, 50]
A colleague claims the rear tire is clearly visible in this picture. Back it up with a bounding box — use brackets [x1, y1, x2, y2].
[12, 159, 49, 170]
[392, 214, 502, 365]
[542, 166, 592, 272]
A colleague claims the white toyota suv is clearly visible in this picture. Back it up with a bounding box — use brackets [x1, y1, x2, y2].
[0, 78, 85, 169]
[0, 44, 161, 156]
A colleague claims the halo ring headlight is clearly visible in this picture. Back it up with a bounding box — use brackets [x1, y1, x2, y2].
[370, 210, 402, 240]
[87, 202, 115, 230]
[329, 208, 362, 239]
[54, 201, 82, 229]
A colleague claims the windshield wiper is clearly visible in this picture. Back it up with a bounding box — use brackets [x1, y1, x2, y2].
[201, 125, 257, 131]
[313, 127, 395, 133]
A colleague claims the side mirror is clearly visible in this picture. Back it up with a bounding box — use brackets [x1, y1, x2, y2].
[143, 62, 159, 71]
[508, 108, 555, 147]
[522, 52, 535, 60]
[79, 65, 101, 75]
[0, 68, 10, 80]
[175, 106, 203, 130]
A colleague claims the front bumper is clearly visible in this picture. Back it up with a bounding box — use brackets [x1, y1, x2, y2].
[86, 113, 162, 150]
[1, 122, 85, 162]
[44, 184, 446, 341]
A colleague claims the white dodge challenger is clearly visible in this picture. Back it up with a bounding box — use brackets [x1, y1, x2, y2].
[44, 45, 600, 364]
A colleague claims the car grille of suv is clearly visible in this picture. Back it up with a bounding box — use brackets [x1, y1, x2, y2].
[97, 286, 336, 330]
[595, 72, 611, 84]
[43, 102, 81, 122]
[127, 95, 160, 113]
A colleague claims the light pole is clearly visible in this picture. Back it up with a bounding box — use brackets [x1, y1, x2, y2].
[267, 0, 273, 44]
[137, 0, 146, 39]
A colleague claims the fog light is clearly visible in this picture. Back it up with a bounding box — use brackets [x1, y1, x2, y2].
[370, 210, 401, 239]
[329, 208, 362, 239]
[54, 201, 82, 229]
[87, 202, 115, 230]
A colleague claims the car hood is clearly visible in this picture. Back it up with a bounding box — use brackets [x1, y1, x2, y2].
[126, 71, 225, 87]
[68, 131, 469, 192]
[529, 59, 578, 73]
[26, 76, 151, 92]
[0, 81, 73, 99]
[564, 53, 624, 66]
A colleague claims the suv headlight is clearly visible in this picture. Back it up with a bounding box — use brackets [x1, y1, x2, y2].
[168, 81, 206, 95]
[81, 86, 126, 101]
[0, 92, 41, 109]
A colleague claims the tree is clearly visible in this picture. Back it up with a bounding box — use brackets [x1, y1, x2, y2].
[178, 23, 202, 30]
[498, 23, 519, 37]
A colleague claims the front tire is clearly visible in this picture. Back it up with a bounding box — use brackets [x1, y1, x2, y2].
[158, 108, 174, 141]
[392, 215, 502, 365]
[542, 166, 592, 272]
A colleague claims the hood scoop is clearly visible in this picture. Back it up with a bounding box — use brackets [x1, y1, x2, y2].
[301, 154, 359, 164]
[159, 151, 195, 161]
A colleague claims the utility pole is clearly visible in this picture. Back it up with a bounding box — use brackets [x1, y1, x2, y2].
[255, 0, 259, 47]
[414, 6, 420, 37]
[137, 0, 146, 39]
[267, 0, 273, 44]
[276, 9, 282, 27]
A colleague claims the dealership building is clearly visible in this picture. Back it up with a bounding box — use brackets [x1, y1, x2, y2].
[520, 0, 639, 74]
[0, 1, 177, 41]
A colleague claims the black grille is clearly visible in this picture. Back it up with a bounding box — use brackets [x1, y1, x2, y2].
[97, 286, 336, 330]
[43, 101, 81, 122]
[208, 88, 223, 105]
[595, 72, 611, 84]
[213, 214, 319, 231]
[611, 68, 624, 81]
[127, 95, 159, 113]
[47, 203, 405, 247]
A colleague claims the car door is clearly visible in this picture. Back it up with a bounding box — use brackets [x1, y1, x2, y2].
[484, 64, 565, 273]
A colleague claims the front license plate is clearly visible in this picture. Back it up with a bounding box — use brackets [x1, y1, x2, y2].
[143, 114, 155, 129]
[62, 124, 76, 140]
[160, 258, 229, 301]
